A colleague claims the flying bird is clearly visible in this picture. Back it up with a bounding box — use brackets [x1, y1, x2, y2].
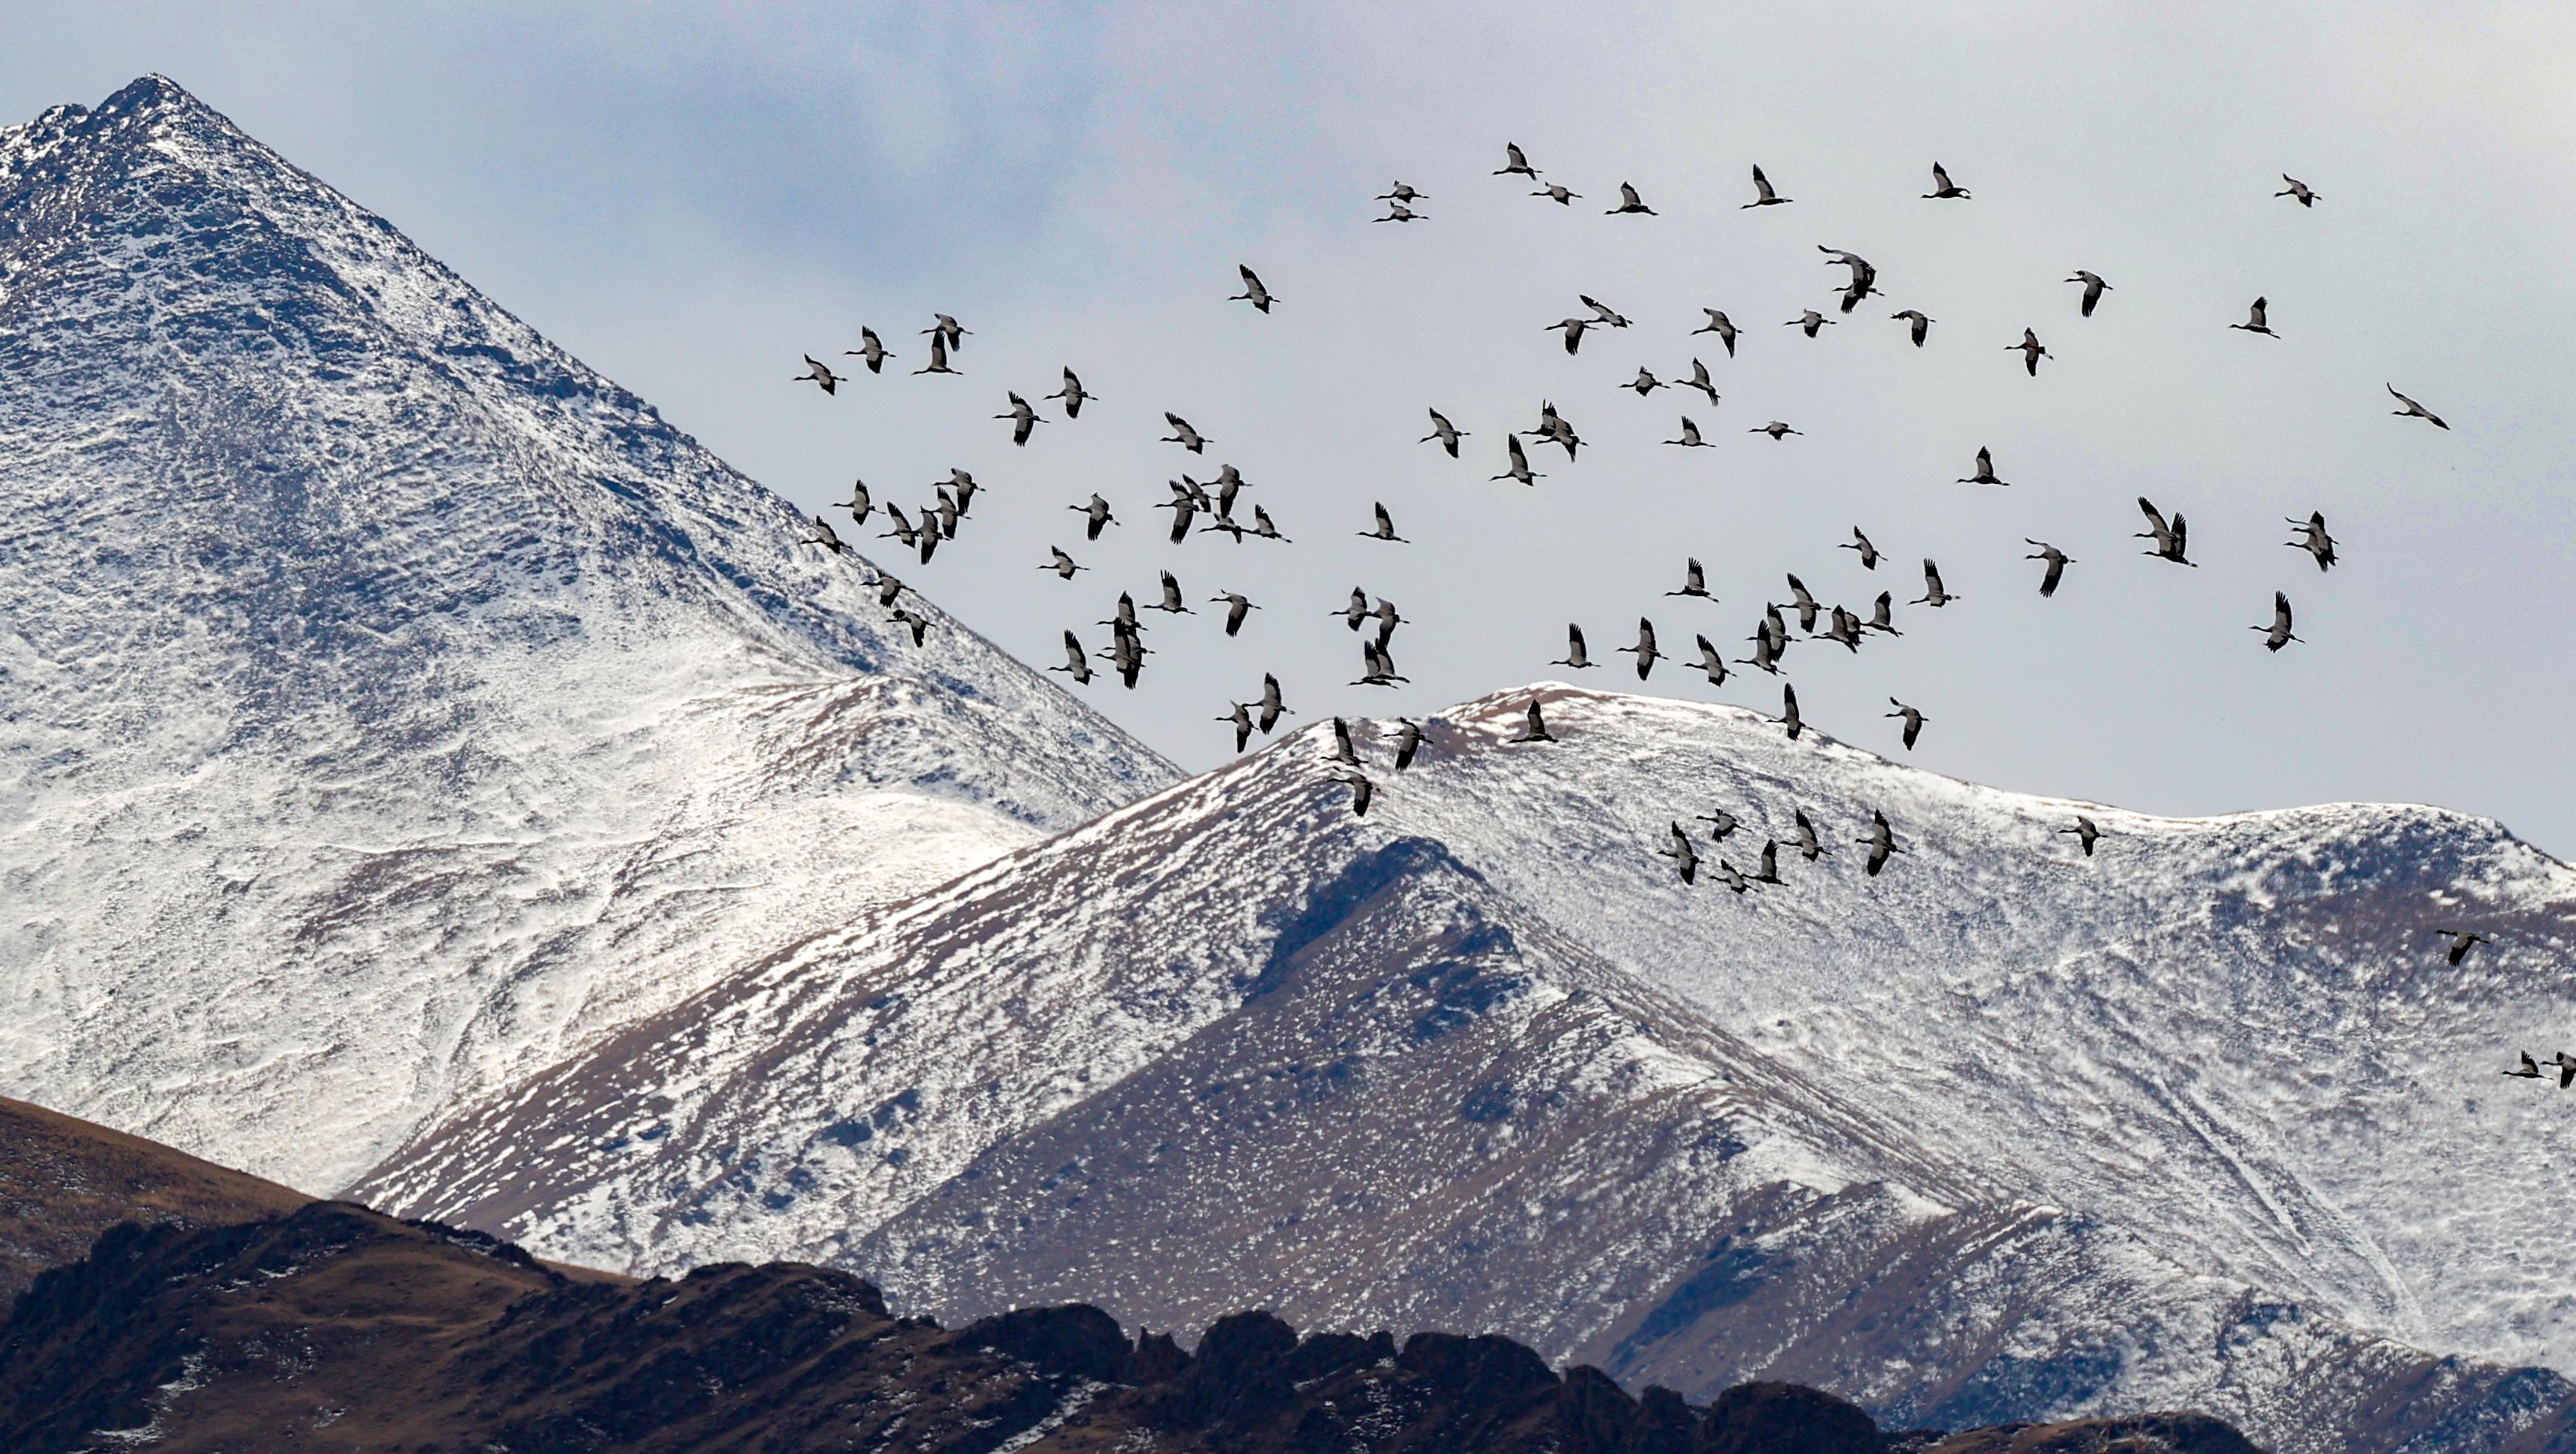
[1358, 502, 1409, 543]
[1331, 771, 1375, 818]
[1695, 310, 1740, 355]
[1841, 528, 1880, 571]
[2435, 928, 2493, 966]
[1332, 586, 1371, 632]
[1892, 310, 1933, 346]
[1678, 358, 1720, 405]
[996, 392, 1043, 447]
[1150, 571, 1192, 614]
[2276, 174, 2320, 207]
[1070, 493, 1117, 541]
[1923, 162, 1970, 199]
[1782, 683, 1804, 741]
[1217, 701, 1254, 752]
[841, 479, 872, 526]
[1375, 201, 1423, 224]
[1750, 840, 1784, 884]
[1551, 624, 1596, 671]
[1547, 316, 1593, 355]
[1511, 699, 1555, 743]
[1697, 809, 1740, 841]
[1531, 182, 1579, 206]
[1693, 634, 1729, 686]
[1421, 409, 1468, 457]
[1625, 366, 1665, 397]
[2251, 591, 2302, 651]
[877, 503, 918, 550]
[2546, 1053, 2576, 1090]
[801, 515, 846, 554]
[2067, 271, 2111, 317]
[1329, 717, 1364, 767]
[2230, 297, 2280, 338]
[1785, 574, 1822, 634]
[1858, 811, 1902, 875]
[889, 607, 930, 648]
[1619, 618, 1660, 680]
[1493, 433, 1544, 485]
[1742, 164, 1791, 208]
[1886, 698, 1926, 750]
[1791, 809, 1833, 862]
[1230, 264, 1278, 313]
[1257, 672, 1292, 734]
[2506, 1051, 2545, 1080]
[1913, 559, 1957, 607]
[1162, 412, 1209, 452]
[912, 332, 960, 375]
[1959, 446, 2008, 486]
[2286, 512, 2338, 571]
[1790, 309, 1835, 338]
[1659, 821, 1702, 884]
[1494, 143, 1539, 178]
[1752, 420, 1803, 441]
[2060, 816, 2101, 856]
[2009, 328, 2050, 376]
[797, 355, 844, 394]
[2025, 540, 2073, 597]
[1580, 295, 1634, 328]
[844, 328, 890, 373]
[1052, 631, 1093, 686]
[1212, 591, 1258, 636]
[924, 313, 971, 352]
[1250, 506, 1290, 542]
[871, 573, 904, 609]
[1666, 558, 1714, 599]
[2388, 384, 2449, 429]
[1606, 181, 1657, 215]
[2135, 497, 2195, 565]
[1378, 182, 1426, 203]
[1047, 367, 1092, 417]
[1666, 417, 1710, 447]
[1391, 719, 1424, 771]
[1864, 592, 1902, 636]
[1042, 545, 1085, 580]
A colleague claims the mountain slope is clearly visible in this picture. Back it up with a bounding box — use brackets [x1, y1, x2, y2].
[0, 76, 1174, 1192]
[358, 688, 2576, 1451]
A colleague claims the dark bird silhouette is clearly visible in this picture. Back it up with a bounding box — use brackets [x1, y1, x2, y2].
[800, 516, 847, 556]
[797, 355, 844, 394]
[1606, 182, 1657, 215]
[1697, 809, 1740, 841]
[1422, 408, 1467, 457]
[1865, 592, 1902, 636]
[2136, 497, 2195, 566]
[1693, 634, 1729, 686]
[2287, 512, 2338, 571]
[1666, 558, 1714, 599]
[1218, 701, 1253, 752]
[1886, 698, 1925, 750]
[1159, 483, 1197, 544]
[1493, 433, 1543, 485]
[1333, 586, 1371, 632]
[925, 313, 971, 352]
[1742, 165, 1791, 208]
[1620, 618, 1660, 679]
[1751, 840, 1784, 884]
[1331, 771, 1375, 818]
[1791, 809, 1833, 862]
[1551, 624, 1596, 670]
[1841, 528, 1880, 570]
[1250, 506, 1290, 542]
[1666, 416, 1710, 447]
[1531, 182, 1578, 206]
[1859, 810, 1902, 875]
[844, 328, 890, 373]
[1212, 591, 1258, 636]
[2505, 1051, 2544, 1079]
[877, 503, 919, 550]
[1257, 672, 1292, 734]
[1785, 574, 1822, 634]
[841, 479, 872, 527]
[1625, 366, 1665, 397]
[1547, 316, 1592, 355]
[1494, 143, 1539, 178]
[1230, 264, 1278, 313]
[889, 607, 930, 648]
[871, 573, 904, 609]
[1052, 631, 1093, 686]
[1042, 545, 1085, 580]
[1511, 699, 1554, 743]
[1150, 571, 1192, 615]
[1359, 502, 1408, 543]
[1329, 717, 1364, 767]
[1678, 358, 1720, 405]
[1047, 367, 1091, 417]
[1580, 295, 1633, 328]
[1790, 309, 1836, 338]
[2435, 928, 2494, 966]
[2277, 174, 2320, 207]
[1752, 420, 1802, 441]
[1097, 592, 1139, 636]
[2230, 297, 2280, 338]
[2252, 591, 2302, 651]
[1914, 559, 1957, 607]
[1162, 412, 1209, 452]
[1959, 445, 2009, 486]
[1714, 858, 1752, 895]
[2067, 271, 2110, 316]
[2025, 539, 2073, 597]
[1893, 309, 1933, 346]
[1823, 606, 1862, 653]
[1659, 821, 1702, 884]
[1378, 182, 1427, 203]
[997, 392, 1042, 447]
[912, 332, 960, 375]
[2546, 1052, 2576, 1090]
[1070, 493, 1117, 541]
[1695, 310, 1740, 356]
[1782, 683, 1804, 741]
[1392, 718, 1424, 771]
[2061, 816, 2101, 856]
[2010, 328, 2050, 376]
[2388, 384, 2449, 429]
[1923, 162, 1970, 199]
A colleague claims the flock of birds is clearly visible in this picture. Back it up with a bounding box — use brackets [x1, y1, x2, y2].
[787, 149, 2506, 982]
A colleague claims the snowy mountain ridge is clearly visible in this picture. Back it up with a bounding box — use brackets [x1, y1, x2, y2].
[0, 76, 1174, 1192]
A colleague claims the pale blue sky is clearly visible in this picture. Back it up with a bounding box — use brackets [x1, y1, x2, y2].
[11, 3, 2576, 850]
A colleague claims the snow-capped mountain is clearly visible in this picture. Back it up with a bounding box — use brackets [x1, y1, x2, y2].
[0, 76, 1174, 1192]
[358, 686, 2576, 1451]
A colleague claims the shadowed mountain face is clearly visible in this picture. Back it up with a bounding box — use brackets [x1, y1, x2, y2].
[0, 1198, 2255, 1454]
[0, 76, 1174, 1194]
[0, 1096, 306, 1310]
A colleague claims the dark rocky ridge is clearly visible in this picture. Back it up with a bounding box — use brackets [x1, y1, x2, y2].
[0, 1198, 2255, 1454]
